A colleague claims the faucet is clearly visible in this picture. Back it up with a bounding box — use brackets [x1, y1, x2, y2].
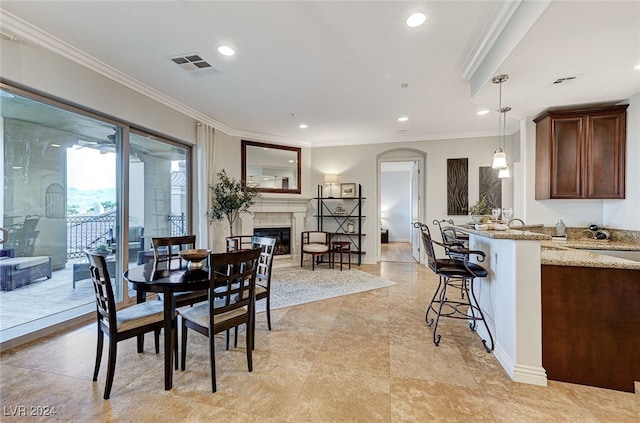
[508, 218, 526, 228]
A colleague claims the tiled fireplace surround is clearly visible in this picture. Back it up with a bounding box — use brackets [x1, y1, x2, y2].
[239, 196, 311, 259]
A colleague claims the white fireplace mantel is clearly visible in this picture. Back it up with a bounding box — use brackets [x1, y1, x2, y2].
[239, 196, 313, 259]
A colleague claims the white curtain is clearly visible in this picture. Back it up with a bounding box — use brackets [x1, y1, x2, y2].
[195, 123, 216, 249]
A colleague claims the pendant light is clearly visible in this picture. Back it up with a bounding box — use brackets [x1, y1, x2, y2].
[491, 74, 511, 178]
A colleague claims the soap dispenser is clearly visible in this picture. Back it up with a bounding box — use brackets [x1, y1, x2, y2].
[555, 219, 566, 237]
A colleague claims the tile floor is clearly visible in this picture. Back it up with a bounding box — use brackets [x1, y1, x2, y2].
[0, 252, 638, 422]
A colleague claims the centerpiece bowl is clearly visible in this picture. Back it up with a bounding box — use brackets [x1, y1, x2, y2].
[179, 248, 211, 270]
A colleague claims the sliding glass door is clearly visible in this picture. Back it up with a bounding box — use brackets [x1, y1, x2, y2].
[127, 132, 189, 299]
[0, 84, 191, 341]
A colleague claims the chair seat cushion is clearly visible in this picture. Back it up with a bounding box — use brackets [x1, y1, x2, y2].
[303, 244, 329, 253]
[178, 301, 247, 328]
[0, 256, 50, 270]
[435, 259, 488, 278]
[115, 301, 164, 332]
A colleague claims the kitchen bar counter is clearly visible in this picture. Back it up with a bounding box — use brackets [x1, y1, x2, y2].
[455, 225, 640, 270]
[453, 225, 547, 387]
[453, 224, 639, 392]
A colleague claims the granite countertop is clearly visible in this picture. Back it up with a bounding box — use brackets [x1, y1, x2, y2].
[558, 239, 640, 251]
[454, 225, 550, 241]
[540, 242, 640, 270]
[454, 224, 640, 270]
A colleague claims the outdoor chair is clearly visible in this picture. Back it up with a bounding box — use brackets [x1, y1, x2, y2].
[87, 251, 164, 399]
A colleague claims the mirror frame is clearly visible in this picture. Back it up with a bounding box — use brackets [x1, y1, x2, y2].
[241, 140, 302, 194]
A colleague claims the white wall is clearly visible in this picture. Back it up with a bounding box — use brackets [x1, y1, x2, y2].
[0, 38, 196, 145]
[310, 137, 507, 263]
[381, 170, 411, 242]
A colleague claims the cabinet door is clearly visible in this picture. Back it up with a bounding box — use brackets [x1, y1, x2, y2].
[551, 117, 584, 198]
[586, 112, 625, 198]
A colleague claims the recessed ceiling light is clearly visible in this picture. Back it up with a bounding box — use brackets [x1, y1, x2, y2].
[217, 45, 235, 56]
[398, 116, 409, 122]
[477, 109, 490, 115]
[299, 124, 308, 129]
[635, 63, 640, 70]
[406, 12, 426, 28]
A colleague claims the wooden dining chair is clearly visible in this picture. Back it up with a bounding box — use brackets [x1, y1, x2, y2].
[152, 235, 209, 368]
[152, 235, 208, 307]
[178, 248, 261, 392]
[226, 235, 276, 330]
[87, 251, 164, 399]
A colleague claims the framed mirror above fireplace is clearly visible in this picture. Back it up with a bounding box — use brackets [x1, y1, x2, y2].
[241, 140, 301, 194]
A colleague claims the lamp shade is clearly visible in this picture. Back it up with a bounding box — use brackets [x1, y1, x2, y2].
[498, 165, 511, 178]
[492, 148, 507, 169]
[324, 174, 338, 184]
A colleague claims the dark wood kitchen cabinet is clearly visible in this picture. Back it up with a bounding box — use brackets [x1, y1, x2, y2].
[534, 104, 627, 199]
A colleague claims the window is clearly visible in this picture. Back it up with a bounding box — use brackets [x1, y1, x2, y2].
[0, 83, 192, 344]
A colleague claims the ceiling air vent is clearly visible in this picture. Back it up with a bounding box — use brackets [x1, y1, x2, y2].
[170, 53, 220, 77]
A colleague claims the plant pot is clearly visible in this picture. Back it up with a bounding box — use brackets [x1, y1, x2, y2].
[470, 215, 490, 224]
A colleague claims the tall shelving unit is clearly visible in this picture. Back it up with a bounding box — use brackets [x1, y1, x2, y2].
[314, 184, 365, 265]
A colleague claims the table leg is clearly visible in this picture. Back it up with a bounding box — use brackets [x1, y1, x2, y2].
[136, 289, 146, 352]
[162, 286, 175, 390]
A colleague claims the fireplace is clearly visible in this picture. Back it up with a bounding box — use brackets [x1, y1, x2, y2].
[254, 227, 291, 255]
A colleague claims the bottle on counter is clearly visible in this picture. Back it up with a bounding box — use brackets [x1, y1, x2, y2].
[555, 219, 566, 237]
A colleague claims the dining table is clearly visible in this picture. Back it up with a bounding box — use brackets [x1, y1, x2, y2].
[123, 261, 210, 390]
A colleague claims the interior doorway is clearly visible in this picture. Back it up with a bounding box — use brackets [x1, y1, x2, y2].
[378, 151, 425, 263]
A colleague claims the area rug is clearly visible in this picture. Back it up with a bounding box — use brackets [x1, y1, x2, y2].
[255, 266, 396, 313]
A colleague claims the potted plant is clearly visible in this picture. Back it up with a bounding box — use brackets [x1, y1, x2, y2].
[88, 243, 111, 257]
[208, 169, 260, 237]
[468, 195, 492, 224]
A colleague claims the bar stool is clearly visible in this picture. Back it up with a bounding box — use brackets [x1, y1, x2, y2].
[414, 222, 494, 352]
[331, 241, 351, 271]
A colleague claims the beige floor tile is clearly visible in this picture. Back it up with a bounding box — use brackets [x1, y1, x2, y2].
[1, 254, 637, 421]
[288, 363, 391, 422]
[390, 376, 495, 423]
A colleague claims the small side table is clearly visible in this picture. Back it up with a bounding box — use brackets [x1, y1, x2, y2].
[331, 241, 351, 271]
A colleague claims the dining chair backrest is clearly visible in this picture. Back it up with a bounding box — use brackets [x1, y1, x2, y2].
[151, 235, 196, 271]
[209, 247, 262, 319]
[251, 236, 276, 285]
[225, 235, 254, 252]
[87, 251, 117, 326]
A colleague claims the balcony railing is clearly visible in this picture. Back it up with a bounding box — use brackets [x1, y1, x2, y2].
[67, 211, 116, 259]
[66, 211, 186, 259]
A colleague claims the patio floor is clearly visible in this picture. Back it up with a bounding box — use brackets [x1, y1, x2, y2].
[0, 257, 136, 331]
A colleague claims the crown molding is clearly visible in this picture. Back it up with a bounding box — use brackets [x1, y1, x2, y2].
[0, 9, 311, 147]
